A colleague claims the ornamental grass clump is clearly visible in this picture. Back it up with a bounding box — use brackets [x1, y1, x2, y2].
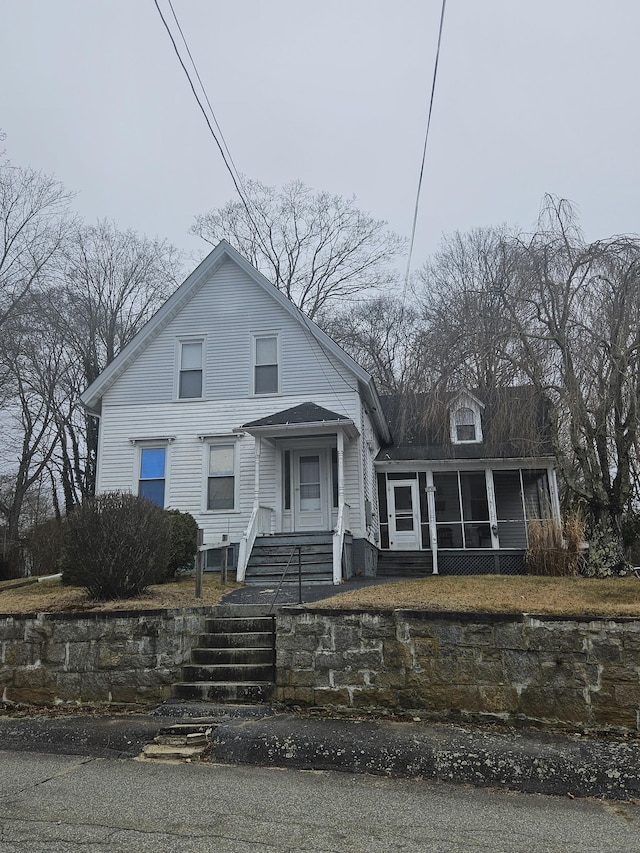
[61, 492, 171, 600]
[525, 513, 584, 577]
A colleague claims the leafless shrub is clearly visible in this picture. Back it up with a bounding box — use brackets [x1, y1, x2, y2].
[526, 513, 584, 577]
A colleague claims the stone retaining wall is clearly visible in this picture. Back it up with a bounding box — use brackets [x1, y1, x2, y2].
[0, 608, 208, 706]
[274, 609, 640, 732]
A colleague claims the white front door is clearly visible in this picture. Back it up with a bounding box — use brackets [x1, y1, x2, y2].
[293, 450, 329, 531]
[388, 479, 421, 550]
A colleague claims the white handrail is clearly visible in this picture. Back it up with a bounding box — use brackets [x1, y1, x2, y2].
[332, 502, 350, 585]
[237, 505, 273, 581]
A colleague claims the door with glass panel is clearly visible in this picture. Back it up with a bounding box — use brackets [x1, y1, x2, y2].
[387, 479, 421, 550]
[293, 450, 329, 531]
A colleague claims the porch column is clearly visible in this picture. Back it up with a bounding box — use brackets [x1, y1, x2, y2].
[485, 469, 500, 549]
[548, 466, 561, 520]
[426, 471, 438, 575]
[253, 436, 262, 509]
[337, 429, 345, 509]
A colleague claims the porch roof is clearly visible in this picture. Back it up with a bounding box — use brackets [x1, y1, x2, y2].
[239, 402, 359, 439]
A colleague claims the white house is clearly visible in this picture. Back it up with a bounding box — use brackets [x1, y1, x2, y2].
[81, 241, 560, 584]
[80, 241, 390, 585]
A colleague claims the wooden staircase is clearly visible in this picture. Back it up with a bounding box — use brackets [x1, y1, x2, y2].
[244, 532, 334, 585]
[376, 550, 434, 577]
[172, 604, 275, 703]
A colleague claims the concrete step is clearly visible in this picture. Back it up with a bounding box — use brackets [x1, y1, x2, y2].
[172, 681, 273, 703]
[254, 533, 333, 547]
[182, 663, 274, 682]
[204, 616, 274, 634]
[244, 573, 333, 586]
[191, 647, 273, 665]
[197, 631, 274, 649]
[141, 743, 208, 761]
[212, 603, 274, 618]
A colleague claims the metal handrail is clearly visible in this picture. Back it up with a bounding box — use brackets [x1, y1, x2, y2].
[268, 545, 303, 615]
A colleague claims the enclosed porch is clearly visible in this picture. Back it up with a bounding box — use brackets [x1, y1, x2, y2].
[235, 403, 360, 585]
[376, 461, 561, 575]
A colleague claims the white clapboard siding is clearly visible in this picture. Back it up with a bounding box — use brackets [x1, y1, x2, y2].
[92, 251, 384, 551]
[104, 260, 355, 408]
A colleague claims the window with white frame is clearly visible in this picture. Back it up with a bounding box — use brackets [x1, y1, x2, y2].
[207, 443, 236, 510]
[451, 402, 483, 444]
[253, 334, 279, 395]
[178, 340, 203, 399]
[139, 446, 167, 507]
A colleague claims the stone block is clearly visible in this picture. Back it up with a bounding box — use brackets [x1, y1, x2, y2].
[403, 618, 438, 640]
[588, 639, 623, 663]
[431, 623, 463, 646]
[313, 687, 351, 707]
[350, 687, 396, 708]
[2, 643, 31, 666]
[493, 623, 527, 650]
[0, 618, 28, 640]
[360, 615, 392, 639]
[314, 652, 345, 671]
[622, 630, 640, 655]
[591, 693, 639, 729]
[6, 686, 58, 705]
[599, 664, 639, 684]
[373, 668, 406, 690]
[383, 638, 414, 667]
[332, 624, 362, 649]
[52, 621, 105, 643]
[331, 670, 366, 688]
[342, 648, 384, 670]
[614, 682, 640, 708]
[292, 651, 314, 669]
[517, 687, 555, 720]
[502, 650, 541, 684]
[413, 637, 438, 659]
[456, 655, 504, 685]
[525, 626, 580, 653]
[460, 625, 495, 647]
[288, 668, 321, 688]
[478, 685, 519, 713]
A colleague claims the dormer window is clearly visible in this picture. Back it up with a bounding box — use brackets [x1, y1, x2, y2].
[455, 408, 476, 442]
[450, 393, 484, 444]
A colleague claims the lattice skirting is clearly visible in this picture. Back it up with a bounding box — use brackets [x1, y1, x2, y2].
[437, 551, 526, 575]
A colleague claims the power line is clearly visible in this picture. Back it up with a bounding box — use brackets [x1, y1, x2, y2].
[152, 0, 260, 234]
[402, 0, 447, 302]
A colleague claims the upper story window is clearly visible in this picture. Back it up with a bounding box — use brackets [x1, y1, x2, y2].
[178, 340, 203, 399]
[455, 408, 477, 442]
[139, 446, 167, 506]
[450, 393, 484, 444]
[253, 333, 279, 395]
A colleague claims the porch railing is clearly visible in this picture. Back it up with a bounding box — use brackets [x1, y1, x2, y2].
[237, 505, 273, 582]
[332, 502, 350, 585]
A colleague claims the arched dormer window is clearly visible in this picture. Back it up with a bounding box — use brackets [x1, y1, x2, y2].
[454, 408, 476, 442]
[449, 393, 484, 444]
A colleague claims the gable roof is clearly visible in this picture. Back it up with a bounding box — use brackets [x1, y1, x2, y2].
[242, 402, 351, 429]
[79, 240, 391, 443]
[378, 387, 554, 461]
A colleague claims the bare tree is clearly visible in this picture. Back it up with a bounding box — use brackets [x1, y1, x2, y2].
[43, 221, 184, 508]
[192, 179, 405, 319]
[500, 197, 640, 572]
[416, 227, 523, 393]
[320, 296, 424, 395]
[0, 304, 67, 577]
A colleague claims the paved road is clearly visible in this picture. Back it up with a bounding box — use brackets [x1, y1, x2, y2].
[0, 751, 638, 852]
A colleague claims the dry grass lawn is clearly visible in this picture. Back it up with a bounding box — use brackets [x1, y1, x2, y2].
[1, 573, 640, 618]
[0, 573, 236, 615]
[312, 574, 640, 618]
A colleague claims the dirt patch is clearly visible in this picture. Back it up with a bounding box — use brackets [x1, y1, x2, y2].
[310, 575, 640, 617]
[0, 573, 237, 615]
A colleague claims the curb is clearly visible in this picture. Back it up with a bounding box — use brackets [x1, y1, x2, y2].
[209, 714, 640, 801]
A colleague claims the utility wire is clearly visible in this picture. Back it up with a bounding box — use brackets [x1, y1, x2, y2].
[152, 0, 261, 235]
[165, 0, 243, 189]
[402, 0, 447, 302]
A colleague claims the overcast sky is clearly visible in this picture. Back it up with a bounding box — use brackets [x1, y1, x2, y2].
[2, 0, 639, 278]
